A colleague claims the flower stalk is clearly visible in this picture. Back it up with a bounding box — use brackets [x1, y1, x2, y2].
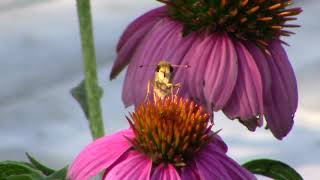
[76, 0, 104, 139]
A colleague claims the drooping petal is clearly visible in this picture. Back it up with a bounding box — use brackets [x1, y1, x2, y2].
[111, 22, 158, 79]
[245, 41, 296, 139]
[117, 6, 166, 51]
[157, 31, 199, 101]
[151, 163, 181, 180]
[204, 33, 238, 111]
[105, 151, 152, 180]
[135, 20, 187, 105]
[167, 33, 198, 98]
[268, 41, 298, 113]
[223, 40, 264, 130]
[186, 34, 217, 102]
[244, 42, 272, 99]
[122, 19, 177, 106]
[122, 18, 196, 107]
[68, 129, 134, 180]
[133, 21, 182, 105]
[120, 19, 208, 107]
[262, 40, 298, 139]
[111, 7, 166, 79]
[172, 33, 206, 103]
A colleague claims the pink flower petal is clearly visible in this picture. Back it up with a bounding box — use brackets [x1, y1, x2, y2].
[223, 40, 264, 130]
[133, 21, 182, 105]
[195, 148, 232, 179]
[122, 19, 177, 106]
[268, 41, 298, 113]
[111, 21, 158, 79]
[216, 155, 256, 180]
[151, 163, 181, 180]
[181, 161, 200, 180]
[206, 140, 255, 179]
[195, 138, 256, 180]
[105, 151, 152, 180]
[111, 7, 165, 79]
[156, 32, 198, 101]
[68, 129, 134, 180]
[244, 42, 272, 99]
[134, 22, 186, 105]
[102, 149, 139, 179]
[117, 6, 166, 51]
[186, 34, 218, 103]
[263, 40, 298, 139]
[204, 33, 238, 111]
[208, 133, 228, 154]
[173, 33, 206, 103]
[122, 18, 196, 106]
[168, 34, 198, 98]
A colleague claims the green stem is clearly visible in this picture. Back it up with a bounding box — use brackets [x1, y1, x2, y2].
[76, 0, 105, 139]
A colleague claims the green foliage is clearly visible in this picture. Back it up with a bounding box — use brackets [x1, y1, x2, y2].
[0, 161, 43, 180]
[5, 174, 41, 180]
[0, 154, 67, 180]
[26, 153, 55, 176]
[242, 159, 303, 180]
[71, 80, 103, 119]
[45, 167, 68, 180]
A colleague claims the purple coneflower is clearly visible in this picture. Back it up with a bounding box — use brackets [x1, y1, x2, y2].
[68, 96, 255, 180]
[110, 1, 302, 140]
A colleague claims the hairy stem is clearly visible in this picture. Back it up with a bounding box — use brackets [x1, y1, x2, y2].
[76, 0, 105, 139]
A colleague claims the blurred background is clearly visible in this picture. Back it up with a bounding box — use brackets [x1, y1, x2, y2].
[0, 0, 319, 179]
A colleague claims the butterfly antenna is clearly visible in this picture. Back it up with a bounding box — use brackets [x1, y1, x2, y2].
[138, 64, 157, 68]
[171, 64, 191, 68]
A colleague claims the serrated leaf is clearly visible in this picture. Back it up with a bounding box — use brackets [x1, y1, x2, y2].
[25, 153, 55, 176]
[71, 80, 103, 119]
[242, 159, 303, 180]
[0, 161, 44, 179]
[44, 166, 68, 180]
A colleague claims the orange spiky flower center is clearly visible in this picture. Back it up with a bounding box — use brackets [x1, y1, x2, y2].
[158, 0, 302, 48]
[127, 96, 213, 166]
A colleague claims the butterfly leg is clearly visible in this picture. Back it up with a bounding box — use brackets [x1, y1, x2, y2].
[174, 83, 182, 97]
[145, 80, 151, 102]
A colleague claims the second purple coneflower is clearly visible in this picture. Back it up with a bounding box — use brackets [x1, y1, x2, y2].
[110, 0, 302, 140]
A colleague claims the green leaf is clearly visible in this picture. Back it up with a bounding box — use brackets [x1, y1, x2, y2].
[6, 173, 43, 180]
[0, 158, 68, 180]
[0, 161, 44, 180]
[26, 153, 55, 176]
[71, 80, 103, 119]
[71, 79, 104, 139]
[242, 159, 303, 180]
[71, 80, 89, 118]
[44, 166, 68, 180]
[5, 174, 34, 180]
